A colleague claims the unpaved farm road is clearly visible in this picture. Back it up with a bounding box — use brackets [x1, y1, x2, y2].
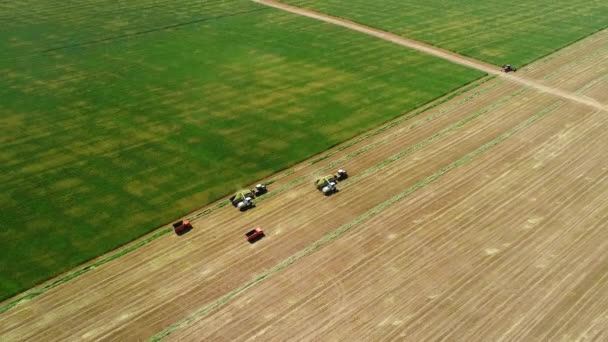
[254, 0, 608, 113]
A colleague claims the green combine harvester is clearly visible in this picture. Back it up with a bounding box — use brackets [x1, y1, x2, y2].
[230, 190, 255, 211]
[315, 169, 347, 196]
[229, 184, 268, 211]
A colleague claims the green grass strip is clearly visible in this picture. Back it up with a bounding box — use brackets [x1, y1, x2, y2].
[0, 76, 494, 314]
[149, 100, 562, 342]
[0, 228, 172, 315]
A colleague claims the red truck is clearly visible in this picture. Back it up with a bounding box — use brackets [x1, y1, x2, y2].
[245, 228, 265, 243]
[172, 220, 192, 235]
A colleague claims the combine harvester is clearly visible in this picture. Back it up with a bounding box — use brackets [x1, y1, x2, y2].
[230, 189, 256, 211]
[229, 184, 269, 211]
[315, 169, 348, 196]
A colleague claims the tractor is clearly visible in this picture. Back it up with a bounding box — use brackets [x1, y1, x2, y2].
[502, 64, 516, 73]
[230, 189, 256, 211]
[253, 184, 268, 196]
[336, 169, 348, 181]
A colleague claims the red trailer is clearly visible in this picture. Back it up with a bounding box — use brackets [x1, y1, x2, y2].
[246, 227, 265, 243]
[172, 220, 192, 235]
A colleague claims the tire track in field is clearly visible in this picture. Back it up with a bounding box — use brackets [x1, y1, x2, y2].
[253, 0, 608, 113]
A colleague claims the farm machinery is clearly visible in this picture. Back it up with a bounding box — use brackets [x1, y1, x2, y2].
[315, 169, 348, 196]
[229, 184, 269, 211]
[336, 169, 348, 181]
[230, 189, 256, 211]
[253, 184, 268, 196]
[502, 64, 516, 73]
[172, 220, 192, 235]
[245, 227, 265, 243]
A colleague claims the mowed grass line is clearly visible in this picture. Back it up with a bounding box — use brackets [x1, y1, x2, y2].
[280, 0, 608, 66]
[149, 100, 562, 342]
[0, 76, 493, 315]
[0, 2, 483, 299]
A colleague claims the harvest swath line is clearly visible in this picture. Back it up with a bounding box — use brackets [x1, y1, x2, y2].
[253, 0, 608, 113]
[149, 100, 560, 341]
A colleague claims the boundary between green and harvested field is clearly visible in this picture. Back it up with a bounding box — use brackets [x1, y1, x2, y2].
[0, 76, 492, 315]
[309, 76, 495, 165]
[338, 87, 527, 185]
[194, 76, 510, 211]
[516, 26, 608, 69]
[149, 100, 562, 342]
[188, 76, 498, 218]
[0, 228, 172, 315]
[254, 85, 528, 209]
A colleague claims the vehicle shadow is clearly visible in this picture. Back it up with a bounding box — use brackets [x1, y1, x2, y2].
[248, 233, 265, 244]
[176, 225, 193, 236]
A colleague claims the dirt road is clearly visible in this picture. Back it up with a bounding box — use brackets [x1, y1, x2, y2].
[253, 0, 608, 113]
[1, 8, 608, 342]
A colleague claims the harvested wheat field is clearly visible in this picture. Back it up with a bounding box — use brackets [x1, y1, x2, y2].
[2, 21, 608, 342]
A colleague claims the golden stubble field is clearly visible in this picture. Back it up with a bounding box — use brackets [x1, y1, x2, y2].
[1, 27, 607, 342]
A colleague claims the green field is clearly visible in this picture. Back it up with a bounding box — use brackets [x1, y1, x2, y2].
[281, 0, 608, 66]
[0, 0, 482, 300]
